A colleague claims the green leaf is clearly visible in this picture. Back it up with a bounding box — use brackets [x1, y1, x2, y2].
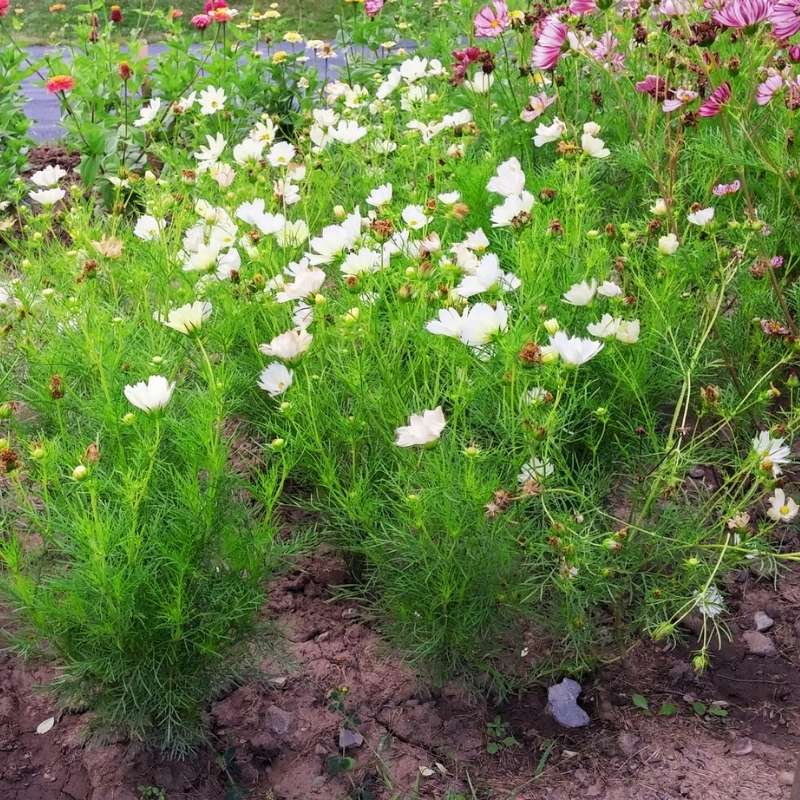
[486, 742, 500, 755]
[708, 705, 728, 717]
[692, 701, 707, 716]
[658, 702, 678, 717]
[631, 693, 650, 712]
[325, 755, 355, 776]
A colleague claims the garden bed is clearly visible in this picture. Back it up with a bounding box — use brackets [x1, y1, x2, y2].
[2, 549, 798, 800]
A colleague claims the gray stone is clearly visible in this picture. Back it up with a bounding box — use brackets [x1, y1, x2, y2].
[338, 727, 364, 750]
[753, 611, 774, 632]
[742, 630, 776, 656]
[547, 678, 590, 728]
[266, 705, 293, 736]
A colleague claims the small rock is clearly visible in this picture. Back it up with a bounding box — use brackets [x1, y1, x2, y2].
[36, 717, 55, 735]
[547, 678, 590, 728]
[315, 631, 331, 642]
[617, 732, 641, 757]
[266, 705, 293, 736]
[778, 770, 795, 786]
[742, 630, 776, 656]
[731, 737, 752, 756]
[753, 611, 774, 632]
[338, 728, 364, 750]
[267, 676, 288, 689]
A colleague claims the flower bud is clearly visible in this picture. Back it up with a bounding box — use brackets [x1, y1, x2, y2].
[651, 622, 675, 641]
[0, 402, 12, 419]
[270, 437, 286, 451]
[72, 464, 88, 481]
[121, 412, 135, 425]
[333, 205, 346, 219]
[543, 317, 560, 335]
[692, 652, 709, 673]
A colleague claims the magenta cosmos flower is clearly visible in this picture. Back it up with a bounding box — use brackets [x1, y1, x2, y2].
[635, 74, 669, 99]
[712, 179, 741, 196]
[713, 0, 773, 27]
[474, 1, 511, 37]
[569, 0, 598, 13]
[698, 82, 731, 116]
[770, 0, 800, 39]
[531, 15, 568, 70]
[756, 73, 784, 104]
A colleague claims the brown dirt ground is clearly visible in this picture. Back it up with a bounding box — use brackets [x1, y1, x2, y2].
[0, 547, 798, 800]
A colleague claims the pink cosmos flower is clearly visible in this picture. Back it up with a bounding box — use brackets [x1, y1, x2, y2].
[662, 88, 698, 112]
[191, 13, 212, 28]
[589, 31, 625, 72]
[531, 15, 568, 70]
[474, 1, 510, 37]
[769, 0, 800, 39]
[698, 82, 731, 117]
[790, 45, 800, 61]
[713, 0, 772, 27]
[365, 0, 384, 16]
[520, 92, 557, 121]
[569, 0, 598, 13]
[756, 73, 784, 104]
[636, 75, 669, 100]
[712, 179, 741, 196]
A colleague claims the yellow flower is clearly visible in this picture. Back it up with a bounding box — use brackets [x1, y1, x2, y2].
[284, 30, 302, 43]
[263, 9, 281, 18]
[380, 40, 396, 48]
[272, 50, 288, 65]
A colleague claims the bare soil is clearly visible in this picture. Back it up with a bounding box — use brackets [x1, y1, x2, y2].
[1, 549, 798, 800]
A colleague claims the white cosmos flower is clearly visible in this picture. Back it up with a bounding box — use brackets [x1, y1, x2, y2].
[307, 212, 362, 264]
[274, 180, 300, 206]
[767, 488, 799, 522]
[651, 197, 668, 216]
[259, 328, 312, 361]
[199, 86, 227, 115]
[438, 191, 460, 205]
[275, 219, 309, 247]
[402, 205, 428, 229]
[459, 301, 508, 347]
[330, 119, 368, 144]
[523, 387, 551, 405]
[597, 280, 622, 298]
[465, 72, 494, 93]
[366, 183, 393, 208]
[583, 121, 601, 136]
[658, 233, 680, 255]
[426, 307, 465, 339]
[341, 247, 382, 276]
[267, 141, 296, 167]
[586, 313, 620, 339]
[454, 253, 520, 298]
[194, 133, 227, 165]
[133, 98, 162, 127]
[29, 188, 65, 206]
[209, 162, 235, 188]
[615, 319, 640, 344]
[133, 214, 164, 240]
[216, 247, 241, 279]
[233, 137, 265, 165]
[562, 279, 597, 306]
[687, 207, 714, 226]
[752, 431, 791, 477]
[464, 229, 490, 252]
[395, 406, 446, 447]
[518, 457, 554, 483]
[30, 165, 67, 188]
[581, 132, 610, 158]
[695, 585, 724, 618]
[487, 157, 526, 197]
[275, 263, 326, 302]
[159, 300, 212, 334]
[533, 117, 566, 147]
[549, 331, 603, 366]
[124, 375, 175, 413]
[490, 191, 534, 228]
[258, 362, 293, 396]
[293, 302, 313, 329]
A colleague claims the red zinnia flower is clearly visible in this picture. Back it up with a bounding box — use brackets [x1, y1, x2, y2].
[203, 0, 227, 10]
[191, 12, 211, 28]
[0, 0, 10, 18]
[170, 8, 184, 19]
[698, 82, 731, 116]
[46, 74, 76, 94]
[110, 4, 122, 22]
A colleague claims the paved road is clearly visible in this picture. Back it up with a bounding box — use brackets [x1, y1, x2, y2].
[21, 40, 407, 142]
